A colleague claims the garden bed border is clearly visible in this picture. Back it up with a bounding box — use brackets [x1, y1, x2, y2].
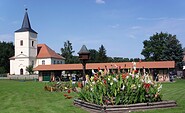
[74, 99, 177, 112]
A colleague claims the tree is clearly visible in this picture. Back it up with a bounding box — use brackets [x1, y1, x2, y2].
[141, 32, 183, 69]
[98, 45, 108, 62]
[26, 65, 34, 74]
[88, 49, 99, 63]
[61, 40, 75, 64]
[0, 41, 14, 74]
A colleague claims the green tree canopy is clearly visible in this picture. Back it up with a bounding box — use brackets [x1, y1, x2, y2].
[26, 65, 34, 75]
[61, 40, 75, 64]
[0, 41, 14, 74]
[141, 32, 183, 69]
[98, 45, 108, 63]
[88, 49, 99, 63]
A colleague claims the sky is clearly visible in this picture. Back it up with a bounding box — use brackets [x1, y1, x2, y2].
[0, 0, 185, 58]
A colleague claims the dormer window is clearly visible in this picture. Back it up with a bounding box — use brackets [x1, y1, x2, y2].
[20, 40, 23, 46]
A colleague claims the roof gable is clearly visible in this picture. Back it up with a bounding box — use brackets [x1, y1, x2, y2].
[37, 44, 65, 59]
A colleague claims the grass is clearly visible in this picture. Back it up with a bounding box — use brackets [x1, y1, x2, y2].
[0, 79, 185, 113]
[0, 80, 87, 113]
[135, 79, 185, 113]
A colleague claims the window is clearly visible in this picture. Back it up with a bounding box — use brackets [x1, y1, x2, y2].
[20, 68, 23, 75]
[54, 60, 56, 64]
[32, 61, 34, 66]
[42, 60, 45, 65]
[32, 41, 34, 47]
[57, 61, 59, 64]
[61, 61, 63, 64]
[20, 40, 23, 46]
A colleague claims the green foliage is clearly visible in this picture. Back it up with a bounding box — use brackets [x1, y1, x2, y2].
[61, 40, 75, 64]
[88, 49, 99, 63]
[141, 32, 183, 69]
[98, 45, 108, 62]
[26, 65, 34, 74]
[0, 41, 14, 74]
[78, 71, 162, 105]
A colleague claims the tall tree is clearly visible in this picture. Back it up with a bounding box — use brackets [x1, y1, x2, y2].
[0, 41, 14, 74]
[141, 32, 183, 69]
[98, 45, 108, 62]
[88, 49, 99, 63]
[61, 40, 75, 64]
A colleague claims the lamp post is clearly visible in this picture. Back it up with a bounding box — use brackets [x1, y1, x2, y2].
[78, 45, 90, 85]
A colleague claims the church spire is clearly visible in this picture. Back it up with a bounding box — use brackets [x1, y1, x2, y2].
[15, 8, 37, 34]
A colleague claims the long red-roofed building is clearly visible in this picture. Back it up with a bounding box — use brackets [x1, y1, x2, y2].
[34, 61, 175, 82]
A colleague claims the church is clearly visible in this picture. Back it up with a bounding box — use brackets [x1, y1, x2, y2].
[9, 9, 65, 75]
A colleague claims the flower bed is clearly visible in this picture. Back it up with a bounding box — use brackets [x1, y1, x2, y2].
[74, 67, 177, 112]
[78, 69, 162, 105]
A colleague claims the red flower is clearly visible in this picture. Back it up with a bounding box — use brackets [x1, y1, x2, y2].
[144, 83, 150, 88]
[67, 89, 71, 93]
[103, 80, 107, 84]
[134, 70, 138, 73]
[122, 73, 128, 79]
[98, 67, 100, 71]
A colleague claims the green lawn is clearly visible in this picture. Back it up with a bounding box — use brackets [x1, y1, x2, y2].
[0, 80, 87, 113]
[0, 79, 185, 113]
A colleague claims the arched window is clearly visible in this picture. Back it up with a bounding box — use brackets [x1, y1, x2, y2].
[42, 60, 45, 65]
[20, 68, 23, 75]
[32, 41, 34, 47]
[20, 40, 23, 46]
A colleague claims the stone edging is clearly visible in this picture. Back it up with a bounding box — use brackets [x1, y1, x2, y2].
[74, 99, 177, 113]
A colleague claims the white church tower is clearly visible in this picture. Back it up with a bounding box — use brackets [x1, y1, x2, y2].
[10, 9, 37, 75]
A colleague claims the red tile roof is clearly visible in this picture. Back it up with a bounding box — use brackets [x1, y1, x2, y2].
[33, 61, 175, 71]
[37, 44, 65, 59]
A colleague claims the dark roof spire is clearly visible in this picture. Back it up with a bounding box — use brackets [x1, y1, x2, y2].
[15, 8, 37, 34]
[78, 45, 90, 54]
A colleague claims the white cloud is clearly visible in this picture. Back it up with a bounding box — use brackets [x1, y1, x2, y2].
[137, 17, 167, 21]
[130, 26, 142, 30]
[0, 34, 14, 42]
[96, 0, 105, 4]
[110, 24, 120, 29]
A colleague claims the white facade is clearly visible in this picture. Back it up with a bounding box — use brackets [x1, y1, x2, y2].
[36, 58, 65, 65]
[10, 31, 37, 75]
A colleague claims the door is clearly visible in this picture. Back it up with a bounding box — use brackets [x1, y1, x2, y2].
[20, 68, 23, 75]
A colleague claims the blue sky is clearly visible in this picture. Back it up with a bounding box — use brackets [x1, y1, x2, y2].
[0, 0, 185, 58]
